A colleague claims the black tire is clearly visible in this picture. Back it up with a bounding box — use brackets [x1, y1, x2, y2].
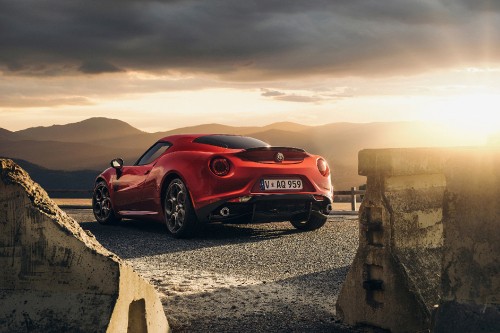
[163, 178, 198, 238]
[290, 211, 327, 231]
[93, 181, 121, 225]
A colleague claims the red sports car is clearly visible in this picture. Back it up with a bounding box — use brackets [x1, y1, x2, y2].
[92, 134, 333, 237]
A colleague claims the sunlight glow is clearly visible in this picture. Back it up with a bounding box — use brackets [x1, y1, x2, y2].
[431, 93, 500, 136]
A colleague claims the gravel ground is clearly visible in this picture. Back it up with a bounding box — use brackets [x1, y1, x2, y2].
[67, 209, 360, 332]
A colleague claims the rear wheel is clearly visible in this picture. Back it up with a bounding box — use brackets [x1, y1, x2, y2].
[93, 181, 121, 225]
[290, 211, 327, 231]
[164, 178, 198, 238]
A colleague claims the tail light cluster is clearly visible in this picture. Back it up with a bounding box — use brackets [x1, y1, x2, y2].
[210, 157, 230, 176]
[317, 158, 330, 177]
[211, 156, 329, 177]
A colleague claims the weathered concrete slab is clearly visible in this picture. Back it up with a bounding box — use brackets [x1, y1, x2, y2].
[336, 148, 500, 333]
[433, 150, 500, 333]
[0, 159, 169, 333]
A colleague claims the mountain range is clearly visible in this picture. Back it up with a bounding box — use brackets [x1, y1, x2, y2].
[0, 117, 496, 192]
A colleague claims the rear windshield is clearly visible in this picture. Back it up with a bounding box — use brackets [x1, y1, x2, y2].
[194, 135, 269, 149]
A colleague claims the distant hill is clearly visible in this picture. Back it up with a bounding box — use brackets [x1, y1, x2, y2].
[0, 139, 142, 170]
[4, 157, 99, 195]
[16, 117, 144, 143]
[303, 121, 468, 160]
[157, 123, 260, 136]
[248, 129, 314, 149]
[155, 122, 312, 137]
[0, 117, 488, 191]
[260, 122, 312, 133]
[85, 132, 160, 150]
[0, 128, 26, 141]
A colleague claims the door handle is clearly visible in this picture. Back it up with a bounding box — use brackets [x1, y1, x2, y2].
[144, 170, 151, 175]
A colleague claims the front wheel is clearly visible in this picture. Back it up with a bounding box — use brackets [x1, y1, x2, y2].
[290, 211, 328, 231]
[164, 178, 198, 238]
[93, 181, 121, 225]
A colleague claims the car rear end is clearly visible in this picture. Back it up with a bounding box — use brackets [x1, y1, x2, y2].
[190, 136, 333, 226]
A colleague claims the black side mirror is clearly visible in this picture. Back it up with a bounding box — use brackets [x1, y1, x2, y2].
[110, 158, 124, 170]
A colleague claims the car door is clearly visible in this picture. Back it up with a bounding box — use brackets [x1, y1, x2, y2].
[112, 142, 171, 212]
[112, 165, 153, 211]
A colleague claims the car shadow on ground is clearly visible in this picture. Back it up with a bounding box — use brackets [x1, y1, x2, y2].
[79, 217, 306, 258]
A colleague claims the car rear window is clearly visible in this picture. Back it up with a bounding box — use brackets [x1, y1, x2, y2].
[194, 135, 269, 149]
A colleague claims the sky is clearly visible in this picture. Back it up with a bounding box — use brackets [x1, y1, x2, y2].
[1, 0, 500, 140]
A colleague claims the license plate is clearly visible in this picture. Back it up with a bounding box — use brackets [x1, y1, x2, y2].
[260, 179, 303, 191]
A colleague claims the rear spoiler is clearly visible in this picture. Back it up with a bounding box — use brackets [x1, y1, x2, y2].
[237, 146, 308, 163]
[243, 146, 306, 153]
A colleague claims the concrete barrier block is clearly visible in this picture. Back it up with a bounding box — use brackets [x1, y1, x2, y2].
[0, 159, 170, 333]
[337, 154, 440, 332]
[433, 151, 500, 333]
[337, 148, 500, 333]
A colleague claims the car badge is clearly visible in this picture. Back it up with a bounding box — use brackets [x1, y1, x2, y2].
[275, 152, 285, 163]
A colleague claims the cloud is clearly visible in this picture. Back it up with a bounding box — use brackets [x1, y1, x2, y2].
[260, 88, 323, 103]
[0, 96, 93, 108]
[78, 60, 124, 74]
[260, 88, 352, 103]
[260, 89, 285, 97]
[0, 0, 499, 80]
[275, 94, 324, 103]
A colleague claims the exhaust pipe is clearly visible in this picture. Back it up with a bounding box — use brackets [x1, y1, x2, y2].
[326, 204, 333, 213]
[220, 207, 230, 217]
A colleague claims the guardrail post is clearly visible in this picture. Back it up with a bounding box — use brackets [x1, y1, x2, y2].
[351, 187, 357, 211]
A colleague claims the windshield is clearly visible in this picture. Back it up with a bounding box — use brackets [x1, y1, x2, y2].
[194, 135, 270, 149]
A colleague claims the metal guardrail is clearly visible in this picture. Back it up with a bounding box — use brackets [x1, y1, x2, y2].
[48, 187, 366, 211]
[333, 187, 365, 211]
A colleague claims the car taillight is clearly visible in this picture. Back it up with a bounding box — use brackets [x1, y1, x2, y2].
[317, 158, 330, 177]
[210, 158, 230, 176]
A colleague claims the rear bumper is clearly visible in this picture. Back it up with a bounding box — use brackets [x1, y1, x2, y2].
[195, 194, 332, 223]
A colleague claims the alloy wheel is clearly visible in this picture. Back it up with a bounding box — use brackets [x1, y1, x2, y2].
[165, 181, 187, 233]
[93, 182, 112, 221]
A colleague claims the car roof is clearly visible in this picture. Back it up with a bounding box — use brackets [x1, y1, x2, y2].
[158, 134, 248, 145]
[157, 134, 271, 152]
[158, 134, 201, 144]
